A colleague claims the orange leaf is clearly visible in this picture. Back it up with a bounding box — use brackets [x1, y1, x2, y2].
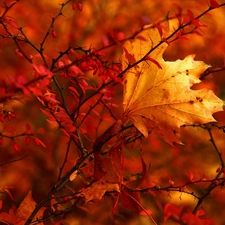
[16, 191, 46, 224]
[82, 178, 120, 203]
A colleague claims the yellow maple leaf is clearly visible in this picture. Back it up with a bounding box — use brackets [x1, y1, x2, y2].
[122, 25, 224, 145]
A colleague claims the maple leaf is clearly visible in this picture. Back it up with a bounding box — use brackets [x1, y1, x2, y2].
[122, 25, 224, 145]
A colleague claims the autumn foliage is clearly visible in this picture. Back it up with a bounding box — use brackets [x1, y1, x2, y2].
[1, 0, 225, 224]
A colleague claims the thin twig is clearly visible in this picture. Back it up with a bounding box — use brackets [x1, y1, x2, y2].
[58, 138, 72, 180]
[193, 127, 225, 213]
[0, 154, 29, 167]
[24, 151, 92, 225]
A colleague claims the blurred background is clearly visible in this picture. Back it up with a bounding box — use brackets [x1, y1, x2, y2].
[0, 0, 225, 224]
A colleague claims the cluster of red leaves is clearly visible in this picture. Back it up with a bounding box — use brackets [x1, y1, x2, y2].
[163, 204, 212, 225]
[57, 48, 121, 83]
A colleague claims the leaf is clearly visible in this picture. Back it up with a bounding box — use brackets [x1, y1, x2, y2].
[125, 154, 147, 189]
[121, 189, 141, 213]
[122, 24, 223, 145]
[187, 9, 195, 21]
[82, 178, 120, 203]
[189, 171, 194, 181]
[16, 191, 45, 224]
[209, 0, 220, 8]
[82, 147, 121, 202]
[0, 212, 17, 225]
[181, 209, 213, 225]
[163, 203, 183, 224]
[69, 169, 78, 181]
[1, 186, 14, 201]
[33, 137, 46, 148]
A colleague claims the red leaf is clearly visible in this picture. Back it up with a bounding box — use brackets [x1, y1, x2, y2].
[177, 32, 189, 41]
[117, 31, 125, 40]
[189, 171, 194, 181]
[121, 189, 141, 213]
[4, 16, 18, 29]
[33, 137, 46, 148]
[122, 46, 136, 65]
[209, 0, 220, 8]
[187, 9, 195, 21]
[77, 3, 83, 11]
[145, 55, 162, 69]
[40, 78, 50, 88]
[15, 48, 23, 57]
[163, 203, 182, 223]
[13, 143, 19, 152]
[125, 155, 147, 189]
[213, 179, 219, 185]
[112, 65, 120, 71]
[139, 209, 152, 216]
[192, 19, 207, 27]
[25, 137, 30, 145]
[63, 196, 70, 202]
[162, 38, 170, 45]
[69, 86, 79, 97]
[72, 3, 76, 10]
[196, 208, 205, 217]
[69, 65, 84, 76]
[52, 30, 57, 38]
[154, 23, 163, 37]
[193, 30, 203, 36]
[32, 64, 53, 77]
[181, 210, 213, 225]
[26, 123, 32, 132]
[0, 212, 17, 224]
[37, 127, 45, 134]
[29, 87, 43, 96]
[80, 61, 89, 71]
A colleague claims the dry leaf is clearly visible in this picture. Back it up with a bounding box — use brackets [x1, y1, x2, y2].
[69, 169, 78, 181]
[122, 25, 223, 145]
[82, 179, 120, 203]
[82, 148, 121, 202]
[16, 191, 45, 224]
